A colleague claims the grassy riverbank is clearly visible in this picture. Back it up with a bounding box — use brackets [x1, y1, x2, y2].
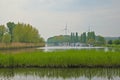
[0, 50, 120, 68]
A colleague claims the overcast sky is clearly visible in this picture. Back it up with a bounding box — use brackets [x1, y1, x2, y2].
[0, 0, 120, 40]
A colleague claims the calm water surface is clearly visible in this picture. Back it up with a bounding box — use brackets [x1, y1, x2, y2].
[38, 46, 120, 52]
[0, 46, 120, 53]
[0, 68, 120, 80]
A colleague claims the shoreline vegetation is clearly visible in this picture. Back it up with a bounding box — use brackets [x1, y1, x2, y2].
[106, 44, 120, 48]
[0, 50, 120, 68]
[0, 42, 45, 50]
[0, 22, 45, 49]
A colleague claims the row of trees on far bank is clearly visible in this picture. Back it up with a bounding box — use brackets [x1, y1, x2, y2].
[81, 32, 105, 45]
[0, 22, 45, 44]
[70, 32, 105, 46]
[108, 39, 120, 45]
[47, 31, 105, 46]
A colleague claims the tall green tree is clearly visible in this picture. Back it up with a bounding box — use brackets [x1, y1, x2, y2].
[71, 33, 75, 43]
[2, 33, 11, 44]
[70, 33, 73, 43]
[83, 32, 86, 43]
[87, 32, 95, 40]
[87, 31, 95, 45]
[0, 25, 6, 42]
[80, 32, 86, 43]
[96, 36, 105, 45]
[7, 22, 16, 42]
[91, 32, 95, 40]
[113, 40, 120, 45]
[71, 32, 75, 43]
[13, 23, 44, 43]
[108, 40, 113, 45]
[75, 32, 79, 43]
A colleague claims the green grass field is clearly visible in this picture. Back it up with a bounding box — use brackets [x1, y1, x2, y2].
[0, 50, 120, 68]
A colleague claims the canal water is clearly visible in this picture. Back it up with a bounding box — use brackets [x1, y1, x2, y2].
[0, 68, 120, 80]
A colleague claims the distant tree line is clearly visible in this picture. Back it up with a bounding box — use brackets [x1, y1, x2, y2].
[47, 31, 105, 46]
[108, 39, 120, 45]
[47, 35, 70, 46]
[0, 22, 45, 44]
[70, 32, 79, 43]
[70, 31, 105, 46]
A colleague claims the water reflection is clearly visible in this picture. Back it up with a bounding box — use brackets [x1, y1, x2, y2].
[0, 46, 120, 53]
[0, 68, 120, 80]
[39, 46, 120, 52]
[39, 46, 105, 52]
[105, 47, 120, 52]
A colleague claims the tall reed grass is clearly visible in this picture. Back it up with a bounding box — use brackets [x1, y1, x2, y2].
[0, 42, 45, 49]
[0, 50, 120, 68]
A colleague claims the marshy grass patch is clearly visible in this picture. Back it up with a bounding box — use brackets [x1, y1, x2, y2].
[0, 49, 120, 68]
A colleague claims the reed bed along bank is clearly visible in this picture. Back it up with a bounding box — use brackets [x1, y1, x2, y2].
[0, 43, 45, 49]
[0, 50, 120, 68]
